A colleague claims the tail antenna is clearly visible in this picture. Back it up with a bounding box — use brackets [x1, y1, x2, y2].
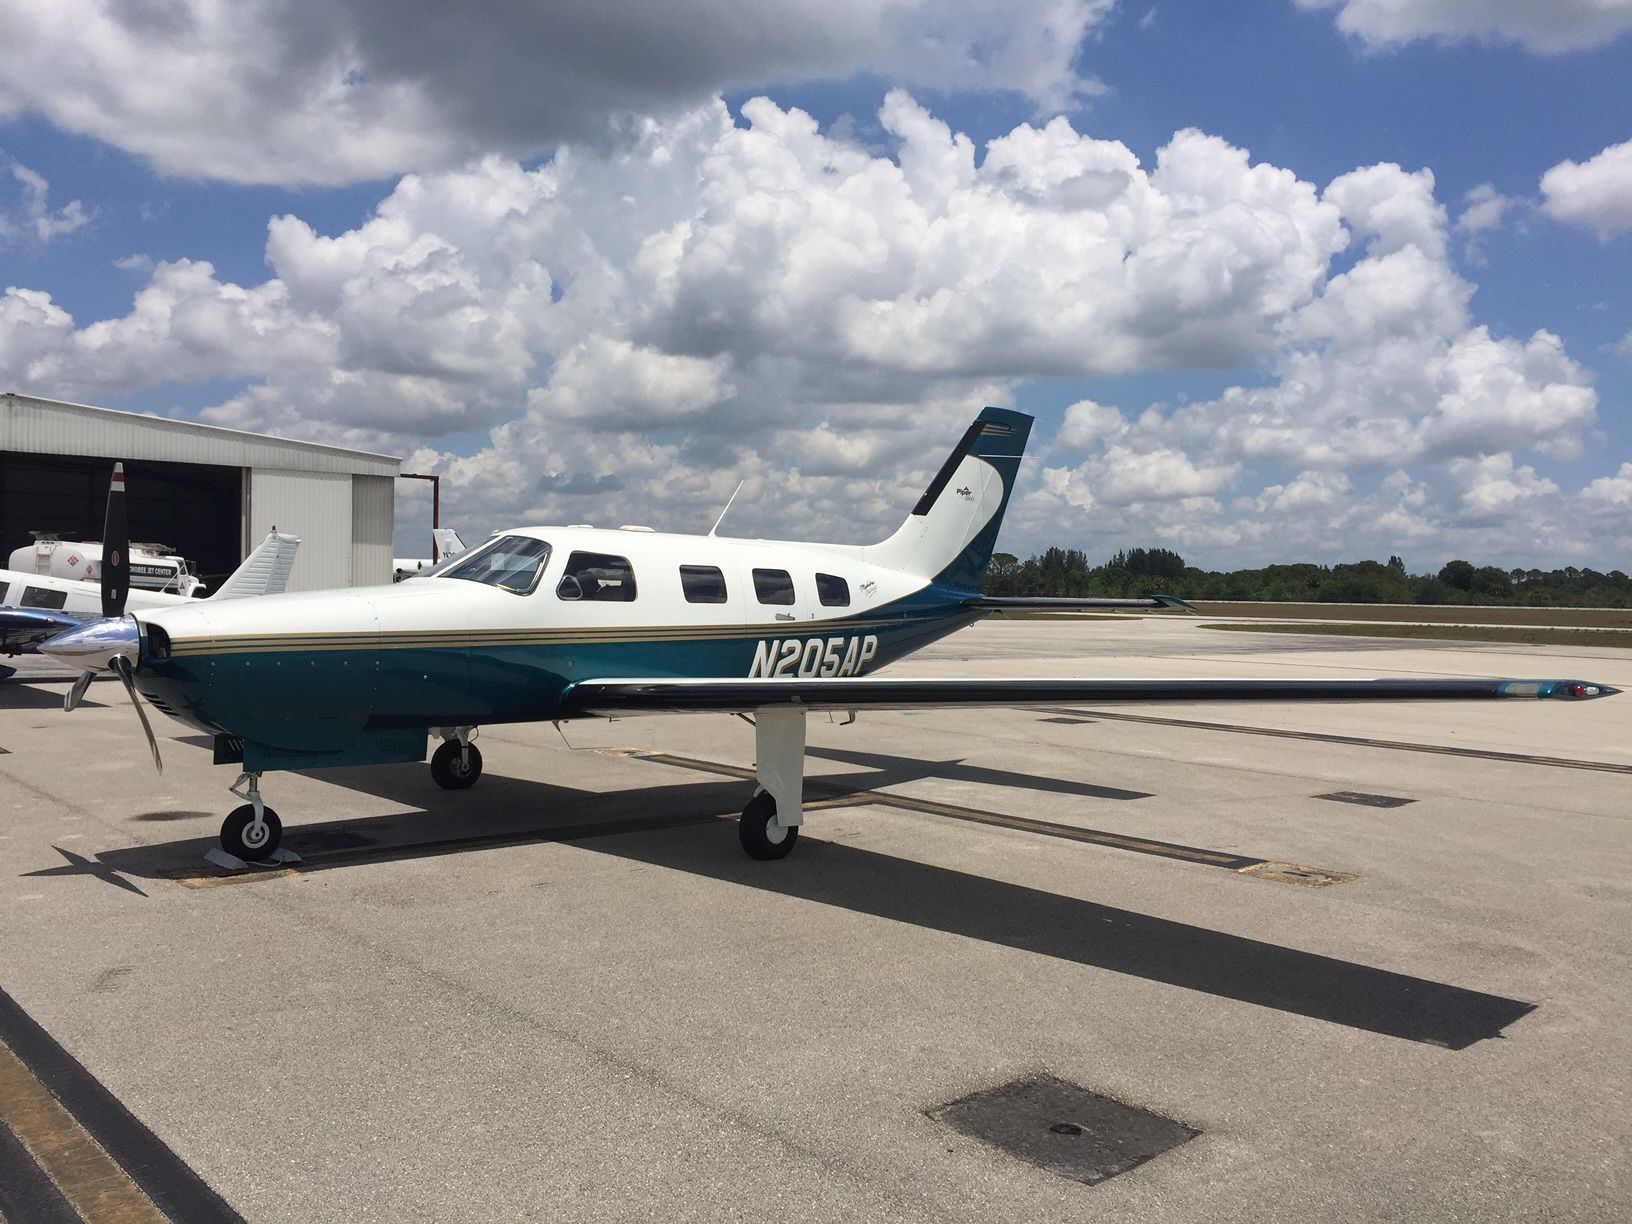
[708, 481, 745, 538]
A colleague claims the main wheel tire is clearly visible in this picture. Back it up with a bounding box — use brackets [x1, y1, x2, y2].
[739, 790, 798, 860]
[431, 741, 483, 790]
[221, 804, 282, 860]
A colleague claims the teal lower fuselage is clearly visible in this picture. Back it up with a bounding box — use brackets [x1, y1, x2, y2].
[134, 590, 982, 772]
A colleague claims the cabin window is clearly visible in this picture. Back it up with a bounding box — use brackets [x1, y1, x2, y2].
[815, 573, 850, 607]
[0, 581, 9, 604]
[558, 551, 638, 602]
[753, 568, 795, 606]
[436, 534, 552, 595]
[20, 586, 68, 610]
[680, 565, 728, 604]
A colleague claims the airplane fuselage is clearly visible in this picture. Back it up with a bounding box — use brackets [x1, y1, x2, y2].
[1, 566, 199, 617]
[130, 525, 982, 770]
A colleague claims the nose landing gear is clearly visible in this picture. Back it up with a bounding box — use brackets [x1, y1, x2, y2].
[220, 771, 283, 860]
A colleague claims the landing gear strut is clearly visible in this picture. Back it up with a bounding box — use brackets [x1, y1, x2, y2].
[221, 772, 282, 859]
[430, 726, 482, 789]
[740, 707, 805, 860]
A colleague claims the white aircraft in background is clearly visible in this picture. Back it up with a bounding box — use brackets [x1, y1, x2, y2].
[39, 409, 1617, 865]
[393, 528, 467, 581]
[2, 464, 300, 660]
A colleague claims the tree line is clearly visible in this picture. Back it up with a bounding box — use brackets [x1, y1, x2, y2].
[984, 547, 1632, 607]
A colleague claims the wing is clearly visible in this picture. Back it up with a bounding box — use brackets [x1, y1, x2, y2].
[564, 674, 1618, 716]
[967, 595, 1196, 613]
[0, 607, 98, 655]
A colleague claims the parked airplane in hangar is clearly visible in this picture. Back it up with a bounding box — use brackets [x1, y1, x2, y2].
[1, 465, 301, 658]
[39, 410, 1618, 864]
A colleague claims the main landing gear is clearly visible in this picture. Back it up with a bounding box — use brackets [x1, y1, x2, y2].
[739, 707, 807, 860]
[430, 726, 483, 790]
[220, 772, 282, 860]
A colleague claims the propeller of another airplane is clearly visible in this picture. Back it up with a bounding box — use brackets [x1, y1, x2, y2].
[60, 462, 162, 773]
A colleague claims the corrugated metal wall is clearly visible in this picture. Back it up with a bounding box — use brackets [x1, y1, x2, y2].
[2, 392, 397, 477]
[350, 475, 394, 587]
[5, 393, 403, 591]
[249, 470, 354, 591]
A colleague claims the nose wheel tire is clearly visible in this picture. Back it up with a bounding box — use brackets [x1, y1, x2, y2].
[431, 741, 483, 790]
[739, 791, 798, 860]
[221, 804, 282, 860]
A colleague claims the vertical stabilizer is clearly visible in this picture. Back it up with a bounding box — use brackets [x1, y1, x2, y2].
[431, 528, 467, 563]
[212, 532, 301, 600]
[863, 407, 1032, 592]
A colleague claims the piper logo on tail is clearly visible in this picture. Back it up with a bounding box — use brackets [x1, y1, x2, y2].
[750, 634, 878, 678]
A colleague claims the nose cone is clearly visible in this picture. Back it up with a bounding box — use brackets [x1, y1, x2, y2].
[40, 616, 140, 672]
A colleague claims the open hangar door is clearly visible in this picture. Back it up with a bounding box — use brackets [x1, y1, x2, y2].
[0, 452, 244, 586]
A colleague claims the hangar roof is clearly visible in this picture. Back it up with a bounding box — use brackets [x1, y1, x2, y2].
[2, 392, 400, 478]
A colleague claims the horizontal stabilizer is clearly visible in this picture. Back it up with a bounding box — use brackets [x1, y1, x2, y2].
[967, 595, 1197, 613]
[566, 675, 1619, 716]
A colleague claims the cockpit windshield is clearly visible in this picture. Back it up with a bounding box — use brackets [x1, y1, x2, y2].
[425, 535, 552, 594]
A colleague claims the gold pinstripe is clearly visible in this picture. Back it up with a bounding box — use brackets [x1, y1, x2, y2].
[163, 615, 913, 657]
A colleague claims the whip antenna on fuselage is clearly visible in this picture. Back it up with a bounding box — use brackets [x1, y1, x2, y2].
[708, 481, 745, 538]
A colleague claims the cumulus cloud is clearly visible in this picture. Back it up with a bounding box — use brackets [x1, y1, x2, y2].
[1, 162, 91, 243]
[1454, 183, 1512, 236]
[0, 0, 1115, 187]
[1297, 0, 1632, 53]
[0, 94, 1610, 564]
[1015, 156, 1602, 566]
[1541, 138, 1632, 239]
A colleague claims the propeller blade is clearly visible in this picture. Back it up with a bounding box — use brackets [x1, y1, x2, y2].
[64, 671, 94, 713]
[110, 655, 162, 775]
[101, 462, 130, 619]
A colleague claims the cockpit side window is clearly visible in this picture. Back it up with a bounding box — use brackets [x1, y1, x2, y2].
[753, 568, 795, 606]
[21, 586, 68, 610]
[557, 551, 638, 602]
[434, 535, 552, 595]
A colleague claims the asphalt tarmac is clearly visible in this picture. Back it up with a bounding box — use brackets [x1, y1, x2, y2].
[1, 617, 1629, 1222]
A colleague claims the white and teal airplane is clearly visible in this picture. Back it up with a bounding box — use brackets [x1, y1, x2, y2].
[38, 408, 1618, 864]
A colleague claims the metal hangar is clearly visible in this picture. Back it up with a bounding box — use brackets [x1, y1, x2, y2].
[2, 391, 400, 592]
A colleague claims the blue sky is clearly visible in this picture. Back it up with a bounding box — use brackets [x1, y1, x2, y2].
[1, 0, 1630, 569]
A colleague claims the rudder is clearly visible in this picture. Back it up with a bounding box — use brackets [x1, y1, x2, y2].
[864, 407, 1032, 592]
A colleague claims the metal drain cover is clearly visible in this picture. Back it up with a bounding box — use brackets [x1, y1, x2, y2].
[1316, 791, 1415, 809]
[1239, 861, 1358, 887]
[929, 1074, 1198, 1185]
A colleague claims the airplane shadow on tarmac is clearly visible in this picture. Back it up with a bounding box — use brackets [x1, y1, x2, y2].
[57, 762, 1532, 1052]
[0, 684, 107, 711]
[803, 745, 1151, 801]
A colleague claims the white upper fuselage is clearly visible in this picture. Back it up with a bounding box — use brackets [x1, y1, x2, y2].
[138, 524, 935, 644]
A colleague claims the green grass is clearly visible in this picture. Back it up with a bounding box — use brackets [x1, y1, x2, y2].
[988, 612, 1129, 621]
[1203, 622, 1632, 648]
[1190, 601, 1632, 628]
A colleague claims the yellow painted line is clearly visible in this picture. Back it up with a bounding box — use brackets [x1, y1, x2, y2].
[1047, 707, 1632, 777]
[172, 867, 301, 889]
[0, 1036, 170, 1223]
[864, 793, 1245, 865]
[632, 752, 1258, 870]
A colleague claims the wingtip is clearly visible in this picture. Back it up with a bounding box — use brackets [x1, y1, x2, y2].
[1521, 680, 1622, 700]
